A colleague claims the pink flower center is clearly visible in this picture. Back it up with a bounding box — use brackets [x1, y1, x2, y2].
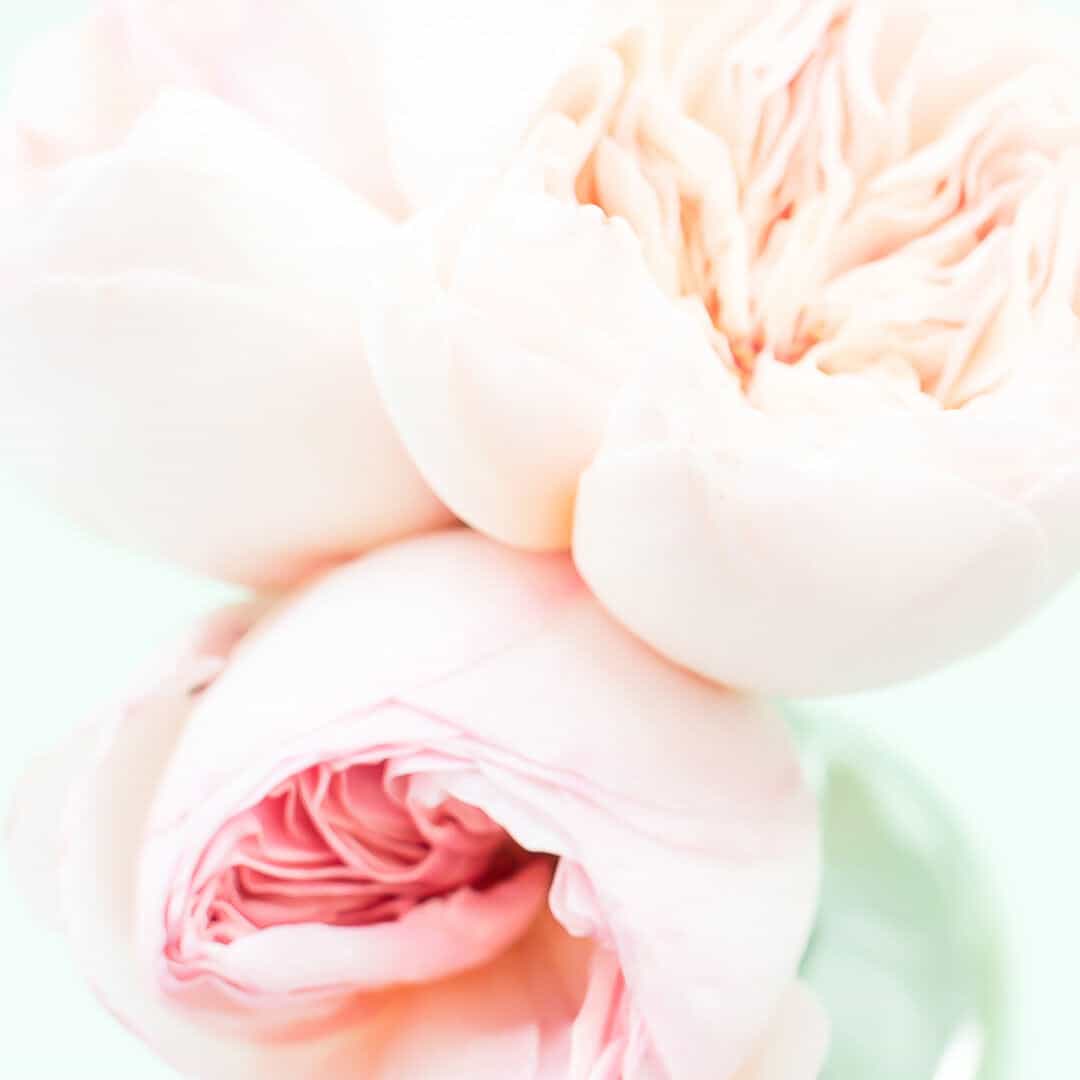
[173, 762, 535, 956]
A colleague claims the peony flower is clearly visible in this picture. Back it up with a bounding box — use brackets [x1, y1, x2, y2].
[0, 0, 605, 585]
[371, 0, 1080, 694]
[6, 530, 824, 1079]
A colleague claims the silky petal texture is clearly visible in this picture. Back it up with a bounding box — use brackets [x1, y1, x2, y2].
[9, 531, 821, 1079]
[733, 984, 830, 1080]
[6, 0, 606, 215]
[365, 0, 1080, 693]
[369, 183, 717, 550]
[6, 604, 327, 1080]
[124, 0, 602, 214]
[574, 359, 1063, 694]
[0, 91, 452, 586]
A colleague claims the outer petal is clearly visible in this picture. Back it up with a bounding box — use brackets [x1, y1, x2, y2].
[0, 92, 451, 586]
[8, 600, 556, 1080]
[5, 720, 102, 932]
[4, 8, 148, 180]
[369, 185, 716, 550]
[9, 1, 607, 215]
[573, 361, 1051, 696]
[732, 984, 830, 1080]
[115, 0, 406, 213]
[365, 910, 593, 1079]
[123, 0, 605, 213]
[5, 605, 318, 1080]
[358, 0, 598, 211]
[142, 530, 819, 1079]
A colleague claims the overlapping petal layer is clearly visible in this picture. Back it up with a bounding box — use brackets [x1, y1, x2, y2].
[8, 531, 824, 1078]
[374, 0, 1080, 692]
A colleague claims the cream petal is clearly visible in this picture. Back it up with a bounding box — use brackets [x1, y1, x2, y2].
[5, 9, 148, 176]
[369, 187, 715, 550]
[732, 983, 830, 1080]
[0, 275, 448, 587]
[0, 93, 451, 586]
[28, 89, 393, 289]
[573, 376, 1050, 695]
[118, 0, 405, 211]
[12, 1, 616, 215]
[370, 0, 597, 210]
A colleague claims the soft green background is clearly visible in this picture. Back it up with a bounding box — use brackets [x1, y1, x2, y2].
[1, 2, 1078, 1076]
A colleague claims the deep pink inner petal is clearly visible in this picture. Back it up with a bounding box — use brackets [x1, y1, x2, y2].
[172, 762, 535, 959]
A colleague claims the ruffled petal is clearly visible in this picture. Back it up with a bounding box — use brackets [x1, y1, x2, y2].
[369, 184, 715, 549]
[138, 531, 818, 1078]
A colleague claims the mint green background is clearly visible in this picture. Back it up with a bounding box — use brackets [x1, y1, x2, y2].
[1, 3, 1078, 1076]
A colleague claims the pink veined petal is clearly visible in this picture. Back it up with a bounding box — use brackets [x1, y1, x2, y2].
[139, 531, 818, 1079]
[30, 607, 337, 1080]
[12, 534, 819, 1079]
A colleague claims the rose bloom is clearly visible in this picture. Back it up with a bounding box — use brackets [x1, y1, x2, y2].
[7, 531, 824, 1079]
[0, 0, 600, 585]
[4, 1, 1078, 693]
[373, 0, 1080, 693]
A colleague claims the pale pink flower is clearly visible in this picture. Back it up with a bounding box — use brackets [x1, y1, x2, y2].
[7, 530, 824, 1079]
[372, 0, 1080, 693]
[0, 0, 602, 585]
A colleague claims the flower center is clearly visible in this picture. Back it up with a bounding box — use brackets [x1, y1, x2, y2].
[173, 762, 534, 958]
[537, 1, 1080, 407]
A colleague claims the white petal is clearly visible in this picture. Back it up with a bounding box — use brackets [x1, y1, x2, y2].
[0, 93, 451, 585]
[574, 368, 1050, 695]
[369, 186, 714, 549]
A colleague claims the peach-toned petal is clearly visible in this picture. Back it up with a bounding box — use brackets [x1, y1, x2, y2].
[366, 910, 594, 1079]
[573, 363, 1050, 694]
[520, 0, 1080, 693]
[733, 983, 830, 1080]
[0, 93, 451, 586]
[5, 9, 148, 180]
[369, 184, 715, 550]
[115, 0, 405, 212]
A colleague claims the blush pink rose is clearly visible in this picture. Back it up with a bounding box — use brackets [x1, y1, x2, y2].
[0, 0, 609, 585]
[7, 530, 824, 1080]
[370, 0, 1080, 694]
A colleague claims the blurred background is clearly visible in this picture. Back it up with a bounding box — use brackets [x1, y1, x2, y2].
[1, 2, 1078, 1076]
